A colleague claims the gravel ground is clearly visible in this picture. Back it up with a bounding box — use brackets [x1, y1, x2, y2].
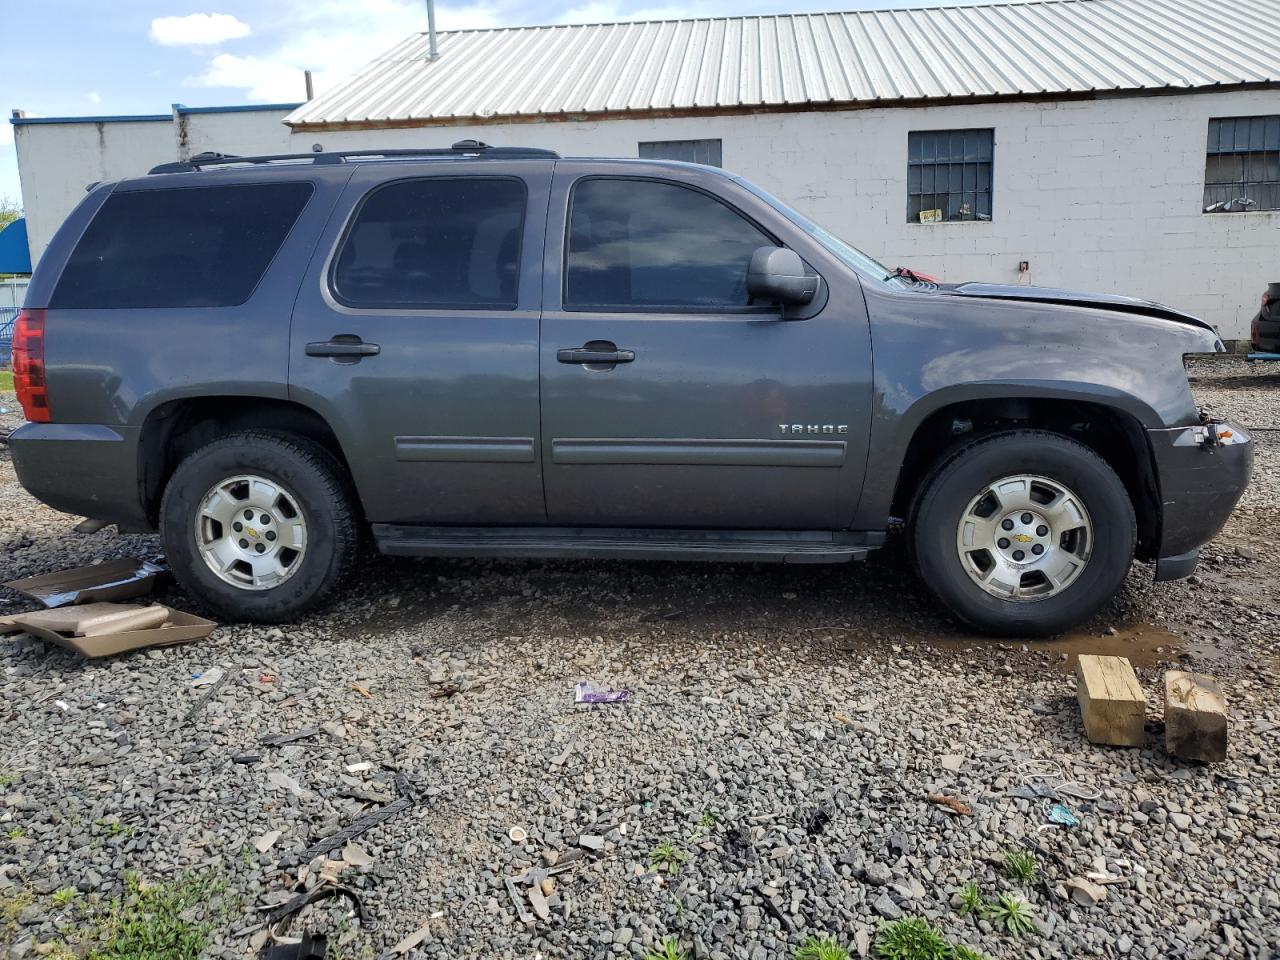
[1, 357, 1278, 960]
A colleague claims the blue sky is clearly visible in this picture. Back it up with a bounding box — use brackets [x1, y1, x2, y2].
[0, 0, 974, 206]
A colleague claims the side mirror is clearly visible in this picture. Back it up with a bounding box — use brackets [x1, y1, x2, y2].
[747, 246, 817, 308]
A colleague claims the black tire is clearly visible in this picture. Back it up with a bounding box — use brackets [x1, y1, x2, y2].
[160, 431, 358, 623]
[911, 430, 1136, 637]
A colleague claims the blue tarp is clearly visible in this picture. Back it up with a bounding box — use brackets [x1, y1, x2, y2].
[0, 218, 32, 274]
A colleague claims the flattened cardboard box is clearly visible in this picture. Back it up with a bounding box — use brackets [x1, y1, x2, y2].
[0, 604, 215, 657]
[4, 558, 164, 608]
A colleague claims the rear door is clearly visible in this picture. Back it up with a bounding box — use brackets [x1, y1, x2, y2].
[289, 160, 551, 524]
[539, 162, 873, 529]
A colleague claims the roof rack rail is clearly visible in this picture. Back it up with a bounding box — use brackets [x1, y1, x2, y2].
[148, 140, 558, 174]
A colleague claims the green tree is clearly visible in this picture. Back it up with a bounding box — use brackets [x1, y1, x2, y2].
[0, 196, 21, 230]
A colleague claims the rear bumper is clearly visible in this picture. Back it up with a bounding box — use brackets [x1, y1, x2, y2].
[1252, 313, 1280, 353]
[8, 422, 152, 529]
[1147, 420, 1252, 577]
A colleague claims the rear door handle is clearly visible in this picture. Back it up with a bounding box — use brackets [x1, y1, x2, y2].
[557, 345, 635, 365]
[306, 336, 380, 361]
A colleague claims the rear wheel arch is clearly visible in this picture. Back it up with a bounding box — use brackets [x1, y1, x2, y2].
[888, 394, 1161, 561]
[138, 395, 356, 527]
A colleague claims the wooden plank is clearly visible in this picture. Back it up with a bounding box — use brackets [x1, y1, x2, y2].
[1165, 671, 1228, 763]
[1076, 654, 1146, 746]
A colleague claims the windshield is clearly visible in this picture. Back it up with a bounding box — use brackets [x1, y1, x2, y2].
[730, 175, 908, 285]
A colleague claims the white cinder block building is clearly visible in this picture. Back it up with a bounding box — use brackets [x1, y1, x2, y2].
[11, 0, 1280, 340]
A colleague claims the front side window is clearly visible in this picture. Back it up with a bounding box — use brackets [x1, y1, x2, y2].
[52, 181, 313, 309]
[332, 177, 526, 309]
[1204, 116, 1280, 212]
[907, 129, 993, 223]
[565, 178, 773, 311]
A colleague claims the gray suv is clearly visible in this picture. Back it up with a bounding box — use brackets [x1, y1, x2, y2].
[8, 141, 1252, 636]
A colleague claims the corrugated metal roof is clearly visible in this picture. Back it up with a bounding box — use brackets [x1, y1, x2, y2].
[285, 0, 1280, 128]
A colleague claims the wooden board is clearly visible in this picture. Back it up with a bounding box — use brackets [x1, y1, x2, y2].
[1165, 671, 1228, 763]
[1076, 654, 1146, 746]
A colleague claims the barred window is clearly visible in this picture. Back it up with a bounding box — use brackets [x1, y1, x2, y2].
[907, 129, 993, 223]
[1204, 116, 1280, 213]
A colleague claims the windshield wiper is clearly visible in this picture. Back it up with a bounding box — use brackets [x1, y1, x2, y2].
[885, 266, 923, 283]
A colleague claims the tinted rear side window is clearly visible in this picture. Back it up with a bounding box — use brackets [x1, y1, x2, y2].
[52, 182, 313, 309]
[332, 177, 526, 310]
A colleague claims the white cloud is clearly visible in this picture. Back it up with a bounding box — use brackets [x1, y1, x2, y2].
[190, 53, 308, 102]
[556, 1, 692, 22]
[88, 92, 101, 104]
[185, 0, 504, 101]
[149, 13, 252, 47]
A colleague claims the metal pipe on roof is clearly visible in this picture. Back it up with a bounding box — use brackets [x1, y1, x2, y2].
[426, 0, 439, 60]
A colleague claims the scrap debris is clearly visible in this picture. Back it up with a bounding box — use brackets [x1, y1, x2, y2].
[265, 884, 377, 937]
[0, 601, 216, 658]
[1047, 803, 1080, 827]
[293, 772, 417, 864]
[927, 793, 973, 816]
[392, 920, 432, 954]
[3, 557, 166, 608]
[505, 863, 574, 923]
[183, 668, 233, 726]
[574, 681, 629, 705]
[259, 727, 324, 748]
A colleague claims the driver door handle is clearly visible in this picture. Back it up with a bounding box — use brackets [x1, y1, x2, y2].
[557, 345, 635, 365]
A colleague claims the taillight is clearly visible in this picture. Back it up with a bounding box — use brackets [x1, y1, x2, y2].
[11, 308, 50, 422]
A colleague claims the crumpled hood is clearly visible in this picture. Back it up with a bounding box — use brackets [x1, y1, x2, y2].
[936, 282, 1219, 336]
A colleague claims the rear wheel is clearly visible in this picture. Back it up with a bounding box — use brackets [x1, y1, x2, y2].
[911, 430, 1135, 637]
[161, 431, 358, 623]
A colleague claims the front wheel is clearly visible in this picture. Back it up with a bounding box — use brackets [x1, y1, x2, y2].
[911, 430, 1136, 637]
[161, 431, 358, 623]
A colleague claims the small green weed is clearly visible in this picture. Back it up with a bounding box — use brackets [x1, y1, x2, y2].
[951, 947, 990, 960]
[644, 937, 689, 960]
[51, 887, 78, 907]
[649, 840, 687, 875]
[2, 891, 35, 941]
[984, 893, 1037, 936]
[89, 871, 232, 960]
[7, 827, 24, 839]
[956, 881, 985, 916]
[794, 935, 851, 960]
[1002, 849, 1038, 885]
[874, 917, 952, 960]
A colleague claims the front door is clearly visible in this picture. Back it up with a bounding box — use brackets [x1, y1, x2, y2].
[289, 161, 551, 524]
[539, 163, 872, 529]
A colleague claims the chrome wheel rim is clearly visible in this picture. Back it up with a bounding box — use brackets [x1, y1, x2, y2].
[955, 474, 1092, 600]
[195, 475, 308, 591]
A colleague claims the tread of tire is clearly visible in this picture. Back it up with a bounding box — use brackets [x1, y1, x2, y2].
[160, 430, 359, 620]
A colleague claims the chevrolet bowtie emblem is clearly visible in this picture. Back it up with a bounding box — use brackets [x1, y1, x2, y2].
[1012, 533, 1034, 543]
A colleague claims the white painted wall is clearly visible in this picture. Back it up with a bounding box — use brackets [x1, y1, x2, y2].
[15, 90, 1278, 338]
[15, 119, 173, 261]
[178, 109, 295, 161]
[14, 108, 297, 269]
[297, 88, 1280, 340]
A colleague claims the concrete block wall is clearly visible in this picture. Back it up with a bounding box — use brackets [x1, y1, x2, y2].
[14, 107, 297, 266]
[302, 88, 1278, 339]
